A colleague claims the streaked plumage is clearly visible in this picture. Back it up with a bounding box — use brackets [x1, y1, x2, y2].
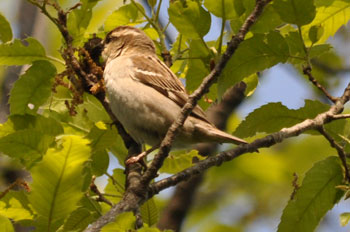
[102, 26, 247, 160]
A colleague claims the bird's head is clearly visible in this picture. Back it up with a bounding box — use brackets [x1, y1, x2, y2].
[102, 26, 156, 61]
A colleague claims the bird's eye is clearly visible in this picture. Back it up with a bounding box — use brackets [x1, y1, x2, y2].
[105, 36, 111, 44]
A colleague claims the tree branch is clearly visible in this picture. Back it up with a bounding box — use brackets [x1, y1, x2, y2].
[84, 1, 272, 231]
[141, 0, 272, 185]
[148, 82, 350, 194]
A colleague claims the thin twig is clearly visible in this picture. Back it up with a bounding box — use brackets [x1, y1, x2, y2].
[90, 176, 114, 207]
[331, 114, 350, 120]
[303, 66, 339, 103]
[318, 126, 350, 182]
[0, 179, 30, 199]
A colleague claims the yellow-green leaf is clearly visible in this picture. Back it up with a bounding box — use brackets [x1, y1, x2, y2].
[29, 135, 91, 231]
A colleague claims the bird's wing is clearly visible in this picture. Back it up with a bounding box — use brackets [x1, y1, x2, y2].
[129, 55, 211, 123]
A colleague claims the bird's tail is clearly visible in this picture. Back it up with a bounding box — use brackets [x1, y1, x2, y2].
[195, 123, 247, 145]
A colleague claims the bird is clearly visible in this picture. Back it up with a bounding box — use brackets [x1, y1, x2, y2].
[102, 26, 247, 164]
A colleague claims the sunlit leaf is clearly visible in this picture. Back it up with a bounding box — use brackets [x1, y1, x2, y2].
[168, 0, 211, 39]
[0, 38, 47, 65]
[235, 100, 329, 138]
[340, 212, 350, 227]
[0, 215, 14, 232]
[9, 60, 56, 115]
[278, 156, 344, 232]
[0, 13, 12, 42]
[29, 135, 91, 231]
[0, 191, 33, 221]
[104, 169, 125, 204]
[101, 212, 135, 232]
[302, 0, 350, 44]
[140, 198, 159, 227]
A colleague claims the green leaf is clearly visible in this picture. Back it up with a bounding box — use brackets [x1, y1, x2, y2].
[204, 0, 236, 19]
[309, 25, 324, 43]
[0, 38, 47, 65]
[104, 169, 125, 204]
[101, 212, 135, 232]
[0, 129, 54, 168]
[273, 0, 316, 26]
[0, 13, 12, 42]
[234, 100, 329, 138]
[140, 198, 159, 227]
[28, 135, 91, 231]
[67, 0, 100, 44]
[0, 215, 14, 232]
[160, 150, 201, 174]
[277, 156, 344, 232]
[62, 208, 97, 232]
[185, 40, 211, 92]
[168, 0, 211, 39]
[340, 212, 350, 227]
[9, 60, 56, 115]
[87, 123, 119, 152]
[0, 114, 63, 138]
[218, 31, 289, 97]
[309, 44, 332, 58]
[91, 149, 109, 176]
[242, 73, 258, 97]
[302, 0, 350, 44]
[250, 5, 283, 33]
[0, 191, 33, 221]
[104, 3, 145, 31]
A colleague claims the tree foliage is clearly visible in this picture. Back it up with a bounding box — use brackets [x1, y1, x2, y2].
[0, 0, 350, 231]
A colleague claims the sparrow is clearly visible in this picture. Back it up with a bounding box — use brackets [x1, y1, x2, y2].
[102, 26, 247, 163]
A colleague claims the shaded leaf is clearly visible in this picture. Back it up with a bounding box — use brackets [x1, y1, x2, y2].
[204, 0, 236, 19]
[9, 60, 56, 115]
[218, 31, 289, 96]
[29, 135, 91, 231]
[61, 208, 97, 232]
[168, 0, 211, 39]
[67, 0, 100, 44]
[309, 25, 324, 43]
[273, 0, 316, 26]
[160, 150, 201, 174]
[104, 3, 145, 31]
[0, 38, 47, 65]
[235, 100, 329, 138]
[278, 156, 344, 232]
[0, 13, 12, 42]
[0, 129, 54, 168]
[250, 4, 283, 33]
